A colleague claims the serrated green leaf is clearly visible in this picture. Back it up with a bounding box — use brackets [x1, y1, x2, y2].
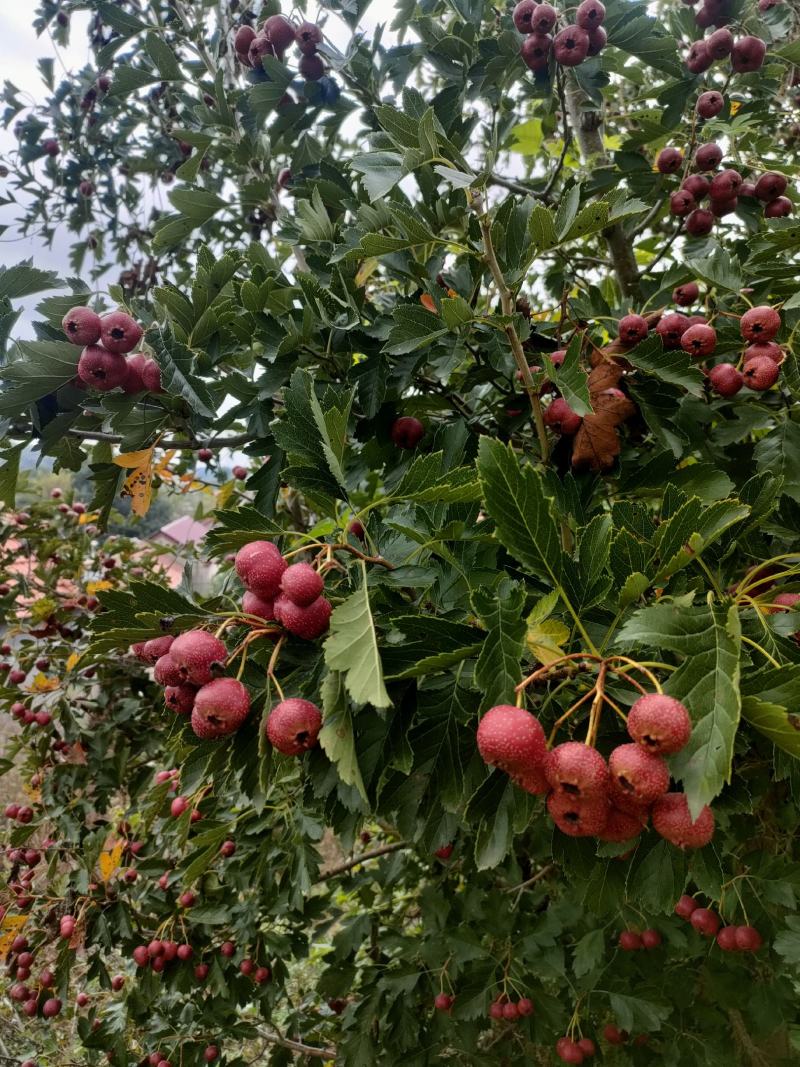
[324, 562, 391, 708]
[319, 671, 367, 802]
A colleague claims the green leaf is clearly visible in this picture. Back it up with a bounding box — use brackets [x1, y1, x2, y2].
[542, 334, 591, 416]
[145, 324, 215, 418]
[324, 562, 391, 708]
[565, 200, 610, 242]
[441, 295, 474, 331]
[0, 260, 62, 300]
[528, 203, 559, 252]
[318, 671, 367, 802]
[617, 600, 742, 816]
[685, 246, 743, 293]
[477, 438, 564, 584]
[351, 152, 406, 201]
[608, 992, 670, 1033]
[144, 32, 182, 80]
[629, 840, 687, 914]
[624, 335, 705, 396]
[108, 66, 158, 97]
[0, 444, 23, 508]
[383, 304, 448, 355]
[472, 580, 527, 711]
[168, 188, 226, 223]
[308, 385, 354, 490]
[0, 340, 78, 414]
[754, 417, 800, 503]
[741, 697, 800, 759]
[573, 929, 605, 978]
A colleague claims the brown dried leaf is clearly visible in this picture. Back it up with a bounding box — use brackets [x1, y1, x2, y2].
[572, 362, 637, 471]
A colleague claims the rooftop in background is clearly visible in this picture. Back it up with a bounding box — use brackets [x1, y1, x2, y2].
[152, 515, 213, 547]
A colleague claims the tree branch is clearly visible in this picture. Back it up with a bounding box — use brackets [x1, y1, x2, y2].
[563, 74, 642, 302]
[255, 1028, 338, 1060]
[317, 840, 410, 881]
[8, 426, 260, 450]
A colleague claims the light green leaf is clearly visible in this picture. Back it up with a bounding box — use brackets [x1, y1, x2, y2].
[324, 562, 391, 708]
[472, 580, 527, 711]
[145, 324, 215, 418]
[319, 671, 367, 802]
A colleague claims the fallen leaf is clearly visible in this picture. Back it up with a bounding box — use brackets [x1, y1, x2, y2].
[115, 445, 155, 518]
[98, 840, 124, 882]
[572, 362, 637, 472]
[30, 672, 59, 693]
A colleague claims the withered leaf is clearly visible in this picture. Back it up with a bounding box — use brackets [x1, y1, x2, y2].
[572, 361, 637, 472]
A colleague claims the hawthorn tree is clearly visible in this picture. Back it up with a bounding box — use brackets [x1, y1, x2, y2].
[1, 0, 800, 1063]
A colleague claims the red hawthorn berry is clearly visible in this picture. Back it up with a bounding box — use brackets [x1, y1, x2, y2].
[708, 363, 743, 397]
[652, 792, 714, 848]
[656, 313, 691, 349]
[434, 992, 454, 1012]
[266, 698, 323, 755]
[627, 693, 692, 755]
[740, 305, 781, 343]
[547, 791, 609, 836]
[690, 908, 720, 937]
[716, 925, 740, 951]
[641, 929, 662, 949]
[764, 197, 792, 218]
[735, 925, 763, 952]
[742, 355, 780, 391]
[546, 741, 608, 799]
[617, 314, 649, 346]
[656, 147, 683, 174]
[280, 562, 324, 607]
[603, 1023, 627, 1044]
[518, 997, 534, 1016]
[618, 930, 643, 951]
[694, 143, 723, 171]
[390, 416, 425, 449]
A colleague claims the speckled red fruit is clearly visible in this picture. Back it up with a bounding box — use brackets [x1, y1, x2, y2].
[234, 25, 256, 56]
[609, 743, 669, 805]
[100, 311, 142, 354]
[680, 323, 716, 358]
[555, 1036, 584, 1063]
[513, 0, 536, 32]
[686, 208, 714, 236]
[165, 683, 197, 715]
[696, 91, 723, 119]
[531, 2, 557, 31]
[690, 907, 720, 936]
[731, 35, 766, 73]
[576, 0, 605, 28]
[744, 341, 782, 365]
[266, 698, 322, 755]
[603, 1023, 627, 1045]
[754, 172, 787, 202]
[686, 40, 712, 73]
[553, 25, 589, 66]
[706, 27, 733, 57]
[656, 147, 683, 174]
[235, 540, 286, 598]
[153, 655, 182, 687]
[521, 32, 553, 70]
[63, 306, 101, 346]
[670, 190, 696, 217]
[544, 397, 582, 435]
[296, 21, 323, 54]
[694, 143, 723, 171]
[735, 925, 763, 951]
[673, 282, 700, 306]
[627, 693, 692, 755]
[191, 678, 250, 739]
[547, 741, 608, 798]
[280, 562, 324, 607]
[391, 416, 425, 449]
[122, 352, 148, 393]
[586, 26, 607, 55]
[476, 705, 547, 776]
[77, 345, 128, 391]
[242, 590, 274, 621]
[743, 355, 780, 391]
[141, 635, 174, 664]
[682, 175, 710, 201]
[170, 630, 227, 686]
[617, 314, 648, 346]
[619, 929, 643, 951]
[716, 925, 739, 951]
[741, 305, 781, 344]
[765, 197, 792, 218]
[547, 791, 609, 836]
[141, 358, 162, 393]
[274, 594, 332, 639]
[709, 363, 743, 397]
[652, 792, 714, 848]
[598, 805, 645, 842]
[656, 312, 691, 349]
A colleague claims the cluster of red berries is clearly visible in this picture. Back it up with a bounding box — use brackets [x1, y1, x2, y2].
[665, 137, 793, 228]
[488, 993, 535, 1020]
[146, 1049, 219, 1067]
[6, 935, 62, 1021]
[62, 306, 162, 394]
[477, 694, 715, 848]
[3, 802, 35, 824]
[555, 1034, 597, 1063]
[708, 305, 784, 398]
[8, 701, 52, 729]
[2, 842, 44, 910]
[235, 539, 332, 640]
[131, 631, 251, 741]
[234, 12, 326, 81]
[675, 895, 765, 951]
[684, 19, 766, 76]
[618, 927, 662, 950]
[132, 938, 195, 975]
[515, 0, 607, 72]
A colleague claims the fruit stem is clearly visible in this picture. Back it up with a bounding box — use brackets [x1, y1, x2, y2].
[266, 636, 286, 700]
[547, 684, 598, 747]
[740, 635, 781, 669]
[332, 543, 396, 571]
[600, 689, 628, 724]
[584, 663, 607, 747]
[516, 652, 602, 692]
[605, 655, 662, 693]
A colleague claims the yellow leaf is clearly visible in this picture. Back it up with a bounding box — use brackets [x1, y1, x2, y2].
[355, 257, 378, 287]
[86, 580, 113, 594]
[66, 652, 83, 672]
[216, 480, 236, 509]
[98, 841, 124, 883]
[78, 511, 100, 525]
[526, 618, 570, 666]
[31, 672, 59, 693]
[0, 915, 28, 955]
[117, 445, 155, 518]
[23, 783, 41, 803]
[113, 447, 156, 469]
[729, 100, 742, 116]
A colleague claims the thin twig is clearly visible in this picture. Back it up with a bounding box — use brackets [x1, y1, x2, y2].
[255, 1028, 337, 1061]
[318, 841, 409, 881]
[9, 426, 259, 450]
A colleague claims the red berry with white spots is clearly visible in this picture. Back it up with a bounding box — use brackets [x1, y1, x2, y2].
[100, 311, 143, 354]
[62, 306, 101, 346]
[546, 741, 609, 799]
[165, 684, 197, 716]
[627, 693, 692, 755]
[476, 705, 547, 777]
[744, 341, 782, 365]
[274, 594, 332, 639]
[242, 590, 275, 621]
[169, 630, 227, 686]
[598, 805, 646, 843]
[681, 324, 716, 358]
[77, 346, 128, 391]
[547, 791, 609, 836]
[740, 305, 780, 343]
[191, 678, 250, 739]
[235, 541, 286, 598]
[280, 562, 324, 607]
[673, 282, 699, 306]
[617, 314, 648, 346]
[154, 655, 182, 687]
[652, 792, 714, 848]
[266, 698, 322, 755]
[708, 363, 743, 397]
[743, 355, 780, 391]
[609, 743, 670, 805]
